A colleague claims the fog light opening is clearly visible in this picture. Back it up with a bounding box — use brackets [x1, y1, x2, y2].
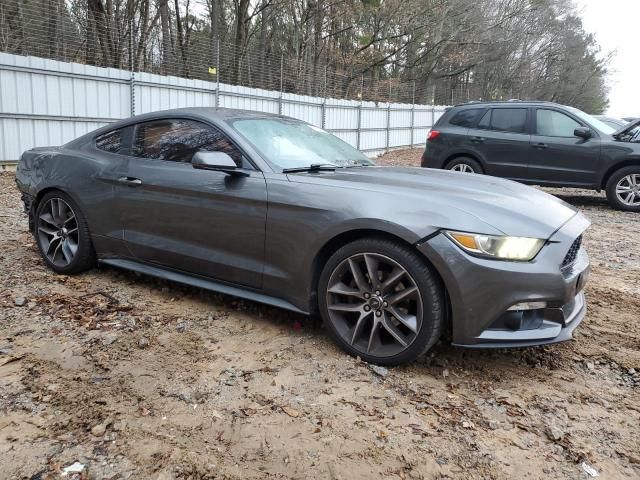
[507, 301, 547, 311]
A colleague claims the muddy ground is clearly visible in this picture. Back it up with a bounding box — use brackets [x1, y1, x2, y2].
[1, 149, 639, 479]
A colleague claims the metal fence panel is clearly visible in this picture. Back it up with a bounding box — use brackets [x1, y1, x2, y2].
[0, 52, 450, 161]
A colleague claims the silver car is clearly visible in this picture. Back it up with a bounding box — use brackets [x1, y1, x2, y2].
[15, 108, 590, 365]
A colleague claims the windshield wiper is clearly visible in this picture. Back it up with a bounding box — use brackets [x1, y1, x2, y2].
[345, 161, 373, 168]
[282, 163, 337, 173]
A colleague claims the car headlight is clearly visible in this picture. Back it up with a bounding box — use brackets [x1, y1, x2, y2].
[444, 231, 545, 261]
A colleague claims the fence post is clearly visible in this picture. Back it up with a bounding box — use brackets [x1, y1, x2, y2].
[385, 79, 391, 152]
[321, 65, 327, 129]
[278, 54, 284, 115]
[410, 80, 415, 147]
[356, 74, 363, 150]
[431, 106, 435, 129]
[215, 39, 220, 108]
[129, 19, 135, 117]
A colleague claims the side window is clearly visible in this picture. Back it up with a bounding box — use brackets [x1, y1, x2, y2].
[96, 129, 125, 154]
[536, 109, 581, 137]
[477, 110, 491, 129]
[449, 109, 484, 128]
[131, 119, 245, 166]
[490, 109, 527, 134]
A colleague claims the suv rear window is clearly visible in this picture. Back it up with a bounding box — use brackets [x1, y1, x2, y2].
[477, 108, 527, 134]
[449, 109, 484, 128]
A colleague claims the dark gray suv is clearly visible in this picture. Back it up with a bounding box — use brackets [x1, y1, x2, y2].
[421, 101, 640, 211]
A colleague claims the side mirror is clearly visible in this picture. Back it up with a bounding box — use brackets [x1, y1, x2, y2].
[192, 151, 246, 175]
[574, 127, 592, 139]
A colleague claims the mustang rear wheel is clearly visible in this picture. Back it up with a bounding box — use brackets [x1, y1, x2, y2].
[318, 238, 444, 365]
[34, 191, 95, 274]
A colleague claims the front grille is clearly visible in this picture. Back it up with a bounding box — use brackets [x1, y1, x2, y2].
[561, 235, 582, 268]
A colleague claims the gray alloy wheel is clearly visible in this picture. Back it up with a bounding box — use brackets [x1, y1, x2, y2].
[605, 166, 640, 212]
[450, 163, 475, 173]
[34, 191, 95, 274]
[615, 174, 640, 207]
[325, 252, 423, 358]
[37, 197, 80, 267]
[445, 157, 482, 174]
[319, 238, 445, 365]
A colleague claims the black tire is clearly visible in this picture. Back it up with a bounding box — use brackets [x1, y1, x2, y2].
[34, 190, 96, 274]
[318, 237, 445, 366]
[605, 166, 640, 212]
[445, 156, 483, 174]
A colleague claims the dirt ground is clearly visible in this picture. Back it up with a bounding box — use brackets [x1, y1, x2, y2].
[1, 150, 639, 480]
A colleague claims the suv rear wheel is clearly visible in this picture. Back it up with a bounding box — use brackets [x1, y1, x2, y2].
[605, 166, 640, 212]
[445, 157, 483, 174]
[318, 238, 445, 366]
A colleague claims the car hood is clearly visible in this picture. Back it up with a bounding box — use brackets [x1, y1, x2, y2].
[289, 166, 580, 239]
[612, 117, 640, 137]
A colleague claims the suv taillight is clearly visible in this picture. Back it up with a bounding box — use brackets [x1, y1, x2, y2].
[427, 129, 440, 141]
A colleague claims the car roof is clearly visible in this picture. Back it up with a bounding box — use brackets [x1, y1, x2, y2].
[124, 107, 281, 123]
[64, 107, 285, 148]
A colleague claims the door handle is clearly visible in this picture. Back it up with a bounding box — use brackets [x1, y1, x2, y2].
[117, 176, 143, 186]
[532, 142, 548, 149]
[471, 136, 485, 143]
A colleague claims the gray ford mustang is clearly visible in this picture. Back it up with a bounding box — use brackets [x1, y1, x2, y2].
[15, 108, 590, 365]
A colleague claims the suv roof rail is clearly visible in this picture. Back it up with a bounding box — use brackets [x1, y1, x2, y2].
[453, 99, 559, 107]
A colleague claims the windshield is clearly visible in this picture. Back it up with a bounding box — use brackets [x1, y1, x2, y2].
[566, 107, 616, 135]
[229, 118, 375, 169]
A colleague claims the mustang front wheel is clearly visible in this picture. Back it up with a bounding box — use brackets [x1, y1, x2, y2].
[319, 238, 444, 365]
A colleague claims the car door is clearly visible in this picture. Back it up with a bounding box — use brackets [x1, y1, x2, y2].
[119, 117, 267, 289]
[89, 126, 133, 250]
[464, 107, 531, 179]
[528, 108, 601, 186]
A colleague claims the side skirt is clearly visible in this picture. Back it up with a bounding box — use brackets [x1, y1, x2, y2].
[99, 258, 308, 315]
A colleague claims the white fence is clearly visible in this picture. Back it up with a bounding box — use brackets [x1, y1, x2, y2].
[0, 52, 448, 162]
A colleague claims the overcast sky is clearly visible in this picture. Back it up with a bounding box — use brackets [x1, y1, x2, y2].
[575, 0, 639, 117]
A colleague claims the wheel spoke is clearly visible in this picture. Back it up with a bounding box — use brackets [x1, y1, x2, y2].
[364, 254, 380, 287]
[51, 238, 63, 262]
[381, 267, 405, 291]
[385, 305, 418, 333]
[381, 312, 408, 347]
[38, 224, 58, 236]
[328, 282, 363, 299]
[328, 303, 364, 312]
[366, 319, 381, 353]
[347, 257, 369, 293]
[61, 240, 74, 263]
[46, 236, 61, 257]
[386, 285, 418, 306]
[39, 212, 58, 228]
[350, 310, 372, 345]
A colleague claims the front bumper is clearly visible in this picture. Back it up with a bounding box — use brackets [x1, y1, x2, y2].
[417, 213, 590, 347]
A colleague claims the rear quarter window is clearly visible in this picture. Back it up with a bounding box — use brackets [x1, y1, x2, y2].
[96, 129, 125, 154]
[449, 109, 484, 128]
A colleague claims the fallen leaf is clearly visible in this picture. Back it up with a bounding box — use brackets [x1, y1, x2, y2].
[282, 406, 300, 418]
[0, 355, 25, 367]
